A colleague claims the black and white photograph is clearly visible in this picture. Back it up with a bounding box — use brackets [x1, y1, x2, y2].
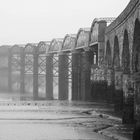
[0, 0, 139, 139]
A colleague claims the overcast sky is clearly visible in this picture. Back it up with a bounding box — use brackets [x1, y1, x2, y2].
[0, 0, 130, 45]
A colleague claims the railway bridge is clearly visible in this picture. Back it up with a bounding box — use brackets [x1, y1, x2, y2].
[0, 0, 139, 127]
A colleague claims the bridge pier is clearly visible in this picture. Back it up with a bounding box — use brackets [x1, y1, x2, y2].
[122, 74, 134, 124]
[58, 52, 69, 100]
[46, 54, 53, 100]
[114, 70, 123, 112]
[105, 68, 115, 103]
[8, 48, 12, 93]
[33, 49, 39, 100]
[72, 50, 81, 100]
[20, 48, 25, 94]
[80, 50, 92, 101]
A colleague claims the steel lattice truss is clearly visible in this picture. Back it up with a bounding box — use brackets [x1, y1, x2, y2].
[25, 54, 33, 74]
[52, 53, 72, 87]
[53, 54, 59, 87]
[67, 53, 72, 81]
[38, 54, 46, 75]
[11, 53, 21, 91]
[11, 54, 21, 72]
[53, 54, 58, 77]
[0, 56, 8, 69]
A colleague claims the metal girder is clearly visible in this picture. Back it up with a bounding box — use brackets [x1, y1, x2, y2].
[67, 54, 72, 81]
[38, 55, 46, 75]
[11, 53, 21, 92]
[53, 54, 59, 88]
[53, 54, 59, 78]
[25, 54, 33, 74]
[11, 54, 21, 72]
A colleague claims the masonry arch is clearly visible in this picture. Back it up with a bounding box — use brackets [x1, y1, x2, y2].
[122, 30, 130, 74]
[113, 36, 120, 70]
[133, 19, 140, 72]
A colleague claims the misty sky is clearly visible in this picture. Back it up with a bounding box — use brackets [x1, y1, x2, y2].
[0, 0, 130, 45]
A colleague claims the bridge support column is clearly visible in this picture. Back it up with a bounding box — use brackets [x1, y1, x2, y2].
[8, 48, 12, 93]
[20, 48, 25, 94]
[106, 68, 115, 103]
[33, 50, 39, 100]
[133, 74, 140, 135]
[58, 52, 68, 100]
[46, 54, 53, 100]
[114, 70, 123, 111]
[72, 50, 81, 100]
[122, 74, 134, 124]
[81, 50, 92, 101]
